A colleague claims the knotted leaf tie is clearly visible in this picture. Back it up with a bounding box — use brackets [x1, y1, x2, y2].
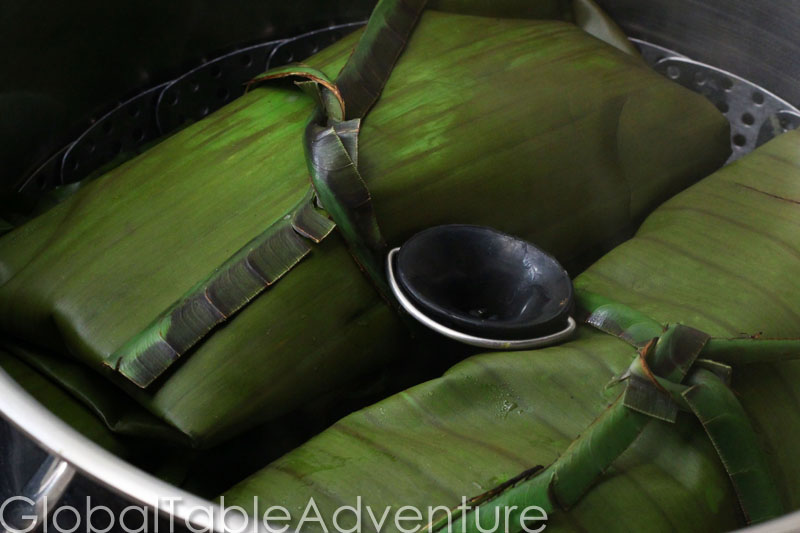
[435, 290, 794, 533]
[245, 0, 427, 300]
[577, 290, 788, 525]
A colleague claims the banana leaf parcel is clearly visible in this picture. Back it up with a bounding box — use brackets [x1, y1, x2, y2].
[221, 127, 800, 532]
[0, 0, 730, 448]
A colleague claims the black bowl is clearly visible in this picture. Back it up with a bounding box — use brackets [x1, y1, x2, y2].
[395, 225, 573, 340]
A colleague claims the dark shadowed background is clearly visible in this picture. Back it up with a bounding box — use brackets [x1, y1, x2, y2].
[4, 0, 800, 200]
[0, 0, 375, 195]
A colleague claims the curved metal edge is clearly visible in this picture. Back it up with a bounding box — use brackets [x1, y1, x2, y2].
[4, 456, 76, 532]
[386, 248, 576, 350]
[653, 55, 800, 116]
[154, 39, 283, 133]
[19, 21, 368, 193]
[156, 21, 366, 132]
[264, 21, 366, 72]
[15, 145, 72, 193]
[61, 83, 170, 181]
[0, 367, 285, 533]
[628, 37, 687, 63]
[735, 512, 800, 533]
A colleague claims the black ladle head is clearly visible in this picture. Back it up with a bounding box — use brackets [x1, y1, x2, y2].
[390, 225, 574, 345]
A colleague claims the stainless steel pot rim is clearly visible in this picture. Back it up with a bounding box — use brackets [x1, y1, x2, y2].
[0, 368, 260, 533]
[0, 14, 799, 530]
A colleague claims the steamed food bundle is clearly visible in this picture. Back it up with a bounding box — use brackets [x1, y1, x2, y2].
[0, 0, 729, 448]
[7, 2, 790, 529]
[8, 0, 797, 530]
[223, 128, 800, 533]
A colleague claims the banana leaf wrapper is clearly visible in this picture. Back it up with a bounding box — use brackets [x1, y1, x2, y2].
[0, 4, 730, 446]
[221, 130, 800, 531]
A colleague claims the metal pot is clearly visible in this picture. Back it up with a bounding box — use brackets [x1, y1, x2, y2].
[3, 1, 800, 531]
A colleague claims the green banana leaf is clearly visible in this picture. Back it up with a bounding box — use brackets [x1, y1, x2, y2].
[221, 129, 800, 531]
[0, 1, 730, 447]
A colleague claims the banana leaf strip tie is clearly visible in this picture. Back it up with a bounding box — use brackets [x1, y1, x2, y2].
[431, 291, 795, 532]
[110, 0, 429, 388]
[259, 0, 427, 301]
[106, 190, 335, 388]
